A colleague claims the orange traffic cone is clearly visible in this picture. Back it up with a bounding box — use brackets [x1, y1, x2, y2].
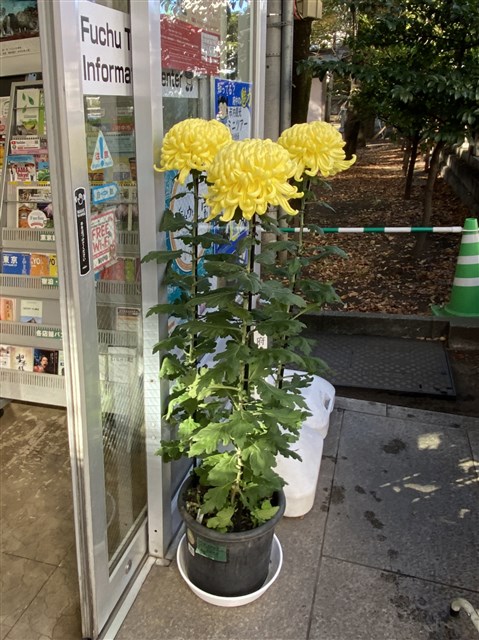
[432, 217, 479, 317]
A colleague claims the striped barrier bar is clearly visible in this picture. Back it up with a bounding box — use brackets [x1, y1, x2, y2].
[279, 226, 464, 233]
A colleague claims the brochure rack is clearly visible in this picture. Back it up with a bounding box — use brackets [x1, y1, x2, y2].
[0, 81, 66, 406]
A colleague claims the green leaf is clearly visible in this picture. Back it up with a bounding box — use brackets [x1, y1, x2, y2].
[178, 416, 201, 439]
[234, 271, 261, 294]
[260, 281, 307, 307]
[152, 335, 185, 354]
[254, 250, 276, 265]
[260, 240, 298, 253]
[306, 223, 325, 235]
[189, 422, 225, 455]
[142, 249, 183, 264]
[251, 500, 279, 524]
[199, 232, 231, 246]
[159, 355, 184, 378]
[204, 453, 238, 486]
[157, 439, 183, 462]
[159, 209, 188, 232]
[243, 442, 276, 476]
[146, 303, 189, 318]
[205, 506, 235, 531]
[187, 288, 237, 308]
[203, 261, 243, 277]
[200, 485, 231, 514]
[255, 317, 304, 336]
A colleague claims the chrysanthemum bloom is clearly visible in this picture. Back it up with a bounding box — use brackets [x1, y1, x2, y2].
[278, 121, 356, 181]
[154, 118, 232, 184]
[205, 139, 303, 222]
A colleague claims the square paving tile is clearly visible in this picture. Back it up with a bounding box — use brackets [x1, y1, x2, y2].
[322, 411, 479, 591]
[310, 557, 476, 640]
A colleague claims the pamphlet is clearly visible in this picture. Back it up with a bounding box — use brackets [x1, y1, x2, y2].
[20, 299, 43, 324]
[0, 297, 17, 322]
[116, 307, 140, 331]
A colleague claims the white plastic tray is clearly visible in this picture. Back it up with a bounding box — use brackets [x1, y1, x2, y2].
[176, 533, 283, 607]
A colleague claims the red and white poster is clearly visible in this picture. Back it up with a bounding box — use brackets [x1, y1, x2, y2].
[91, 208, 117, 273]
[160, 5, 220, 76]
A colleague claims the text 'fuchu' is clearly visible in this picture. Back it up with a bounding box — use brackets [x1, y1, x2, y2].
[80, 16, 131, 51]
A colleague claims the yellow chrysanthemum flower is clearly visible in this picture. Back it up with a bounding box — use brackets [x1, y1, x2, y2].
[278, 121, 356, 181]
[205, 139, 303, 222]
[154, 118, 232, 184]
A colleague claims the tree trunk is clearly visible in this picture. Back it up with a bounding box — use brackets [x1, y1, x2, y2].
[404, 132, 420, 199]
[402, 138, 411, 174]
[343, 107, 361, 160]
[291, 17, 314, 125]
[413, 140, 446, 256]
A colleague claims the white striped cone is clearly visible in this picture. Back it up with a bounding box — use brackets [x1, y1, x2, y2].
[433, 217, 479, 317]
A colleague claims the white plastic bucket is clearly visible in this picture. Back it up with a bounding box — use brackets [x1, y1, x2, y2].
[273, 372, 335, 518]
[300, 373, 335, 438]
[276, 425, 324, 518]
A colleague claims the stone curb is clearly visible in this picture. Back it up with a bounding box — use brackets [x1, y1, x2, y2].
[303, 311, 479, 350]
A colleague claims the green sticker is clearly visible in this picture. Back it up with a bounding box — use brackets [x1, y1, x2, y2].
[195, 536, 227, 563]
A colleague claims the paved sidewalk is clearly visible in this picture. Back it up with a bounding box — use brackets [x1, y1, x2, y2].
[117, 398, 479, 640]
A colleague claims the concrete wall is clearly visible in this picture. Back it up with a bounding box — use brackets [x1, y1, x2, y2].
[441, 146, 479, 217]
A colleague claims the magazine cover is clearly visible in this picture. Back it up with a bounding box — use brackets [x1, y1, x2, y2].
[36, 153, 50, 182]
[0, 297, 16, 321]
[17, 186, 53, 229]
[19, 299, 43, 323]
[16, 88, 45, 135]
[2, 252, 31, 275]
[33, 348, 58, 374]
[0, 344, 12, 368]
[57, 350, 65, 376]
[30, 253, 51, 276]
[6, 154, 36, 181]
[10, 346, 34, 372]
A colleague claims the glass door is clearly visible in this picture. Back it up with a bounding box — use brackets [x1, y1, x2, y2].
[37, 1, 162, 637]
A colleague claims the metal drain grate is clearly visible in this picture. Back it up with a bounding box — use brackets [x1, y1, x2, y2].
[306, 334, 456, 397]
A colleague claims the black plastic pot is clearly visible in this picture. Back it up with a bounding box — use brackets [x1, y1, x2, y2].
[178, 475, 285, 597]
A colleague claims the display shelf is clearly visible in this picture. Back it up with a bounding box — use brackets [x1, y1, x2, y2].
[1, 320, 62, 347]
[2, 227, 56, 249]
[0, 81, 65, 408]
[95, 280, 141, 305]
[98, 329, 139, 348]
[116, 230, 139, 255]
[0, 369, 66, 407]
[0, 274, 60, 298]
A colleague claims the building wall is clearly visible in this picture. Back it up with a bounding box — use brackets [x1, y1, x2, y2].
[441, 146, 479, 217]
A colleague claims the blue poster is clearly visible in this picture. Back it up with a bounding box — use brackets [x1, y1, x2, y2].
[214, 79, 252, 141]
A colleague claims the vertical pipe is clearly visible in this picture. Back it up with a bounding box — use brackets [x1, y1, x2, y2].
[280, 0, 294, 132]
[264, 0, 282, 141]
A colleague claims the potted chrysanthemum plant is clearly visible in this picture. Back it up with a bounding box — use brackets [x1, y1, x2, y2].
[144, 118, 355, 601]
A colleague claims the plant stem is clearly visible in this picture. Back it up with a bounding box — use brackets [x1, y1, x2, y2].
[187, 172, 200, 366]
[238, 217, 256, 405]
[277, 180, 308, 389]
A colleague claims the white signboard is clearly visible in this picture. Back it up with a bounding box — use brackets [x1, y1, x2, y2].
[162, 69, 199, 99]
[79, 1, 132, 96]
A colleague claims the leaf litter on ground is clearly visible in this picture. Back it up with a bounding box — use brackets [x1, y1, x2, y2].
[303, 141, 470, 316]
